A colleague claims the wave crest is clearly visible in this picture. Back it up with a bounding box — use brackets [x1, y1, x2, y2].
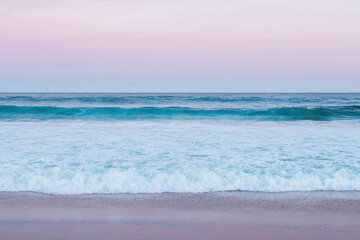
[1, 105, 359, 120]
[1, 167, 359, 194]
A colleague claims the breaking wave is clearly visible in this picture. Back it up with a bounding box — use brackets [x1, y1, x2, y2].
[1, 105, 359, 121]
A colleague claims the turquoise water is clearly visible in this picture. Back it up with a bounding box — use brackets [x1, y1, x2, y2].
[1, 93, 360, 121]
[0, 93, 359, 194]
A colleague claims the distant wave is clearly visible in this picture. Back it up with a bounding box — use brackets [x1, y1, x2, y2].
[1, 94, 360, 105]
[0, 95, 280, 103]
[1, 105, 359, 120]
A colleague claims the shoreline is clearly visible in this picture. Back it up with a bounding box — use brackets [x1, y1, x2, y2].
[1, 191, 359, 240]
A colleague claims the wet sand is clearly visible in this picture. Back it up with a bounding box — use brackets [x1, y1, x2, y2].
[0, 191, 359, 240]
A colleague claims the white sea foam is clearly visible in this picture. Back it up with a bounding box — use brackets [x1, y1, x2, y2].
[0, 120, 360, 194]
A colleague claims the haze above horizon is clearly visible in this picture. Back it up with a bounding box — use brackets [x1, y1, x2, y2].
[1, 0, 359, 92]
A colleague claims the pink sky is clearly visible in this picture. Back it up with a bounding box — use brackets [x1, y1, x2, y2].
[0, 0, 359, 92]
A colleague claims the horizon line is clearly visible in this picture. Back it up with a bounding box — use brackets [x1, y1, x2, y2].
[1, 92, 360, 94]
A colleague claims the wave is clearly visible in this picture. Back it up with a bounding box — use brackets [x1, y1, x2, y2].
[2, 93, 360, 105]
[0, 105, 359, 120]
[0, 167, 359, 194]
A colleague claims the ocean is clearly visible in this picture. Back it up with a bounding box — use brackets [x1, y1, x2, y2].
[0, 93, 359, 194]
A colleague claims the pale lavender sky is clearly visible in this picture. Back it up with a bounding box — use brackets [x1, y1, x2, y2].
[0, 0, 359, 92]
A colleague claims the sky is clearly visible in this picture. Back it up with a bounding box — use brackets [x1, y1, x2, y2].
[0, 0, 359, 92]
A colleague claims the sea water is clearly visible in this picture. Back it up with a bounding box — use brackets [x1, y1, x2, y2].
[0, 93, 359, 194]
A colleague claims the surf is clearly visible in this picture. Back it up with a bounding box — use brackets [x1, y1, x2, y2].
[0, 104, 359, 121]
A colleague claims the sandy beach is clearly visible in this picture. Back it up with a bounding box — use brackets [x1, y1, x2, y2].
[0, 191, 359, 240]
